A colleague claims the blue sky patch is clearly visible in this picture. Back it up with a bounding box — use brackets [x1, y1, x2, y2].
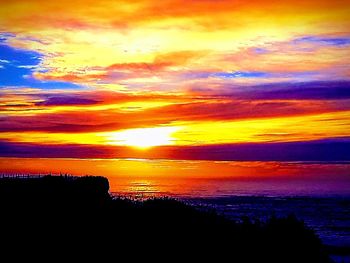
[253, 48, 269, 54]
[213, 71, 268, 78]
[294, 36, 350, 46]
[0, 44, 81, 89]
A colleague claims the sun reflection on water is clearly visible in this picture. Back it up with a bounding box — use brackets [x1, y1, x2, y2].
[120, 180, 166, 200]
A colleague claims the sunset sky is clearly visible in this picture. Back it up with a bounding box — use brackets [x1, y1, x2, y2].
[1, 0, 350, 162]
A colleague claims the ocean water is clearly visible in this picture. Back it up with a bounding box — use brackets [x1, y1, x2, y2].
[185, 196, 350, 247]
[112, 177, 350, 248]
[1, 158, 350, 248]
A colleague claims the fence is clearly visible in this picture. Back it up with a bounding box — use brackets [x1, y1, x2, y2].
[0, 173, 75, 179]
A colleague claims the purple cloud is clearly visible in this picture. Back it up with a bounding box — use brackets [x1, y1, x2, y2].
[223, 81, 350, 100]
[1, 138, 349, 161]
[36, 95, 100, 106]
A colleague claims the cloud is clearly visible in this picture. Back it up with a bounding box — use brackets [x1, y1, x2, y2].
[1, 99, 349, 135]
[0, 0, 349, 91]
[1, 81, 350, 135]
[35, 96, 100, 106]
[17, 65, 38, 69]
[1, 0, 348, 31]
[1, 137, 349, 161]
[234, 81, 350, 100]
[0, 1, 350, 156]
[211, 35, 350, 83]
[0, 59, 10, 64]
[212, 71, 269, 79]
[32, 50, 204, 85]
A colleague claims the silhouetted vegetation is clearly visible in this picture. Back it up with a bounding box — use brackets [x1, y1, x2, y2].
[0, 175, 332, 262]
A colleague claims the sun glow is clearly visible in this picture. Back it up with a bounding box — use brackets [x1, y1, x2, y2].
[106, 127, 181, 149]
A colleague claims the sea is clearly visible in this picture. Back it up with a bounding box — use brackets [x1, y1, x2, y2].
[1, 157, 350, 261]
[111, 177, 350, 249]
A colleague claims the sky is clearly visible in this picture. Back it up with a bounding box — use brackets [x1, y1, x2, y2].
[0, 0, 350, 162]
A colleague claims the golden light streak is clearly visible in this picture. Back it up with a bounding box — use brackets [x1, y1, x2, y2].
[1, 111, 349, 146]
[104, 127, 181, 149]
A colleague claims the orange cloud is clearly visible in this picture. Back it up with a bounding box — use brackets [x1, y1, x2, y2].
[32, 50, 204, 84]
[1, 0, 350, 156]
[1, 0, 349, 90]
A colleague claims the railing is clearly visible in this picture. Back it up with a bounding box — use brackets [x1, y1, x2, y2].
[0, 173, 75, 179]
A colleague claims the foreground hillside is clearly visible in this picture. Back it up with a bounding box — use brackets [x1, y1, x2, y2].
[0, 175, 330, 262]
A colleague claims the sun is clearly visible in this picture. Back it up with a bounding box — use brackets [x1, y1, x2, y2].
[106, 126, 180, 149]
